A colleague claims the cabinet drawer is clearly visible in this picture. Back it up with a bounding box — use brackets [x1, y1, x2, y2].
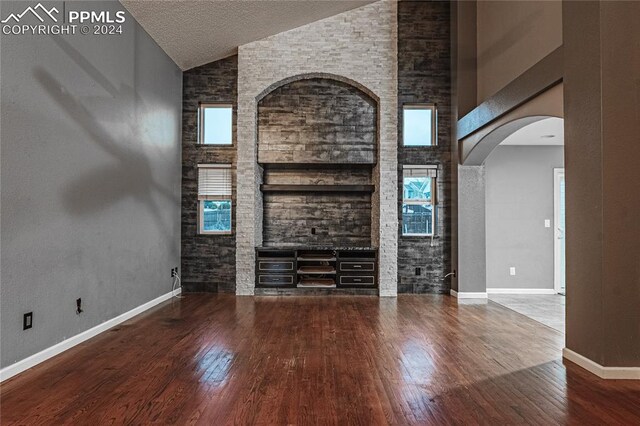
[339, 261, 375, 272]
[258, 261, 294, 272]
[339, 276, 375, 286]
[258, 274, 294, 286]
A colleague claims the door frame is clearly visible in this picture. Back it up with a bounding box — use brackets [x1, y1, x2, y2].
[553, 168, 565, 294]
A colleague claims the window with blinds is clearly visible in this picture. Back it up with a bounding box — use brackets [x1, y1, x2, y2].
[402, 165, 438, 236]
[198, 165, 232, 199]
[198, 164, 232, 234]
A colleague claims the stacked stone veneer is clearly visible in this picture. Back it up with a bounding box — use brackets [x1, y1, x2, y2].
[181, 56, 237, 292]
[258, 78, 377, 164]
[397, 1, 452, 293]
[236, 1, 398, 295]
[259, 77, 376, 248]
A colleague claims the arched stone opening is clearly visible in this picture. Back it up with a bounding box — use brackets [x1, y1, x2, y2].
[256, 75, 379, 249]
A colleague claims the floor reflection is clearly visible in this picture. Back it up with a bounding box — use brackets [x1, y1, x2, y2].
[2, 294, 639, 425]
[195, 344, 234, 387]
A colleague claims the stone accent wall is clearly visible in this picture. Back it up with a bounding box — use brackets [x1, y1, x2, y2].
[181, 56, 237, 293]
[262, 167, 373, 247]
[258, 78, 376, 164]
[263, 192, 372, 247]
[236, 1, 398, 296]
[397, 1, 452, 293]
[258, 77, 375, 249]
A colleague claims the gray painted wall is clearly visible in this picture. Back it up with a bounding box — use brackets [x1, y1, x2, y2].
[457, 165, 486, 293]
[563, 0, 640, 367]
[485, 146, 563, 289]
[0, 1, 182, 368]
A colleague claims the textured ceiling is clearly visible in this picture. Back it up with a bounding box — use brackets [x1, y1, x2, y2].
[120, 0, 375, 70]
[501, 117, 564, 146]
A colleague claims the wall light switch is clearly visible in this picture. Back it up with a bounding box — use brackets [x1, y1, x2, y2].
[545, 219, 551, 228]
[510, 267, 516, 276]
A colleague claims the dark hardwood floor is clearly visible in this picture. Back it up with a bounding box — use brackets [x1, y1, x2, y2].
[2, 294, 640, 425]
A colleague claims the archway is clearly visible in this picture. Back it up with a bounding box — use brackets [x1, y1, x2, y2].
[456, 112, 567, 334]
[482, 117, 566, 332]
[459, 83, 563, 166]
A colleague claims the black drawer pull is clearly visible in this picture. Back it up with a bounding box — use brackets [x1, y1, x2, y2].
[258, 261, 294, 272]
[339, 262, 375, 272]
[258, 275, 294, 285]
[339, 276, 375, 285]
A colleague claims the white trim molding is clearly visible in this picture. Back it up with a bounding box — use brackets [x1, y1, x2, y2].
[487, 288, 558, 295]
[0, 288, 181, 383]
[553, 168, 565, 294]
[563, 348, 640, 380]
[450, 289, 488, 299]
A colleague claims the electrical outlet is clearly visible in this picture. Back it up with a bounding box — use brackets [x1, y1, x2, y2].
[415, 267, 421, 276]
[23, 312, 33, 330]
[510, 267, 516, 276]
[171, 268, 175, 277]
[545, 219, 551, 228]
[76, 298, 83, 314]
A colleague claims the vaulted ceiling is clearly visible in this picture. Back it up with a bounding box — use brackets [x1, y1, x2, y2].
[119, 0, 375, 70]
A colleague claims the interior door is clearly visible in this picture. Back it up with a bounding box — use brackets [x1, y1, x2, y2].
[554, 168, 566, 294]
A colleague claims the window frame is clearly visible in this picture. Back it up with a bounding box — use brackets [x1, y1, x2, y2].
[198, 103, 233, 146]
[197, 164, 233, 235]
[402, 104, 437, 147]
[402, 165, 438, 237]
[198, 199, 233, 235]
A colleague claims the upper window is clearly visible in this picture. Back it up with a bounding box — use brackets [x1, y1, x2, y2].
[199, 104, 232, 145]
[198, 164, 232, 234]
[403, 104, 436, 146]
[402, 166, 438, 236]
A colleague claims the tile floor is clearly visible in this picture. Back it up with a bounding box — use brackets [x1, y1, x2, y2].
[488, 294, 565, 333]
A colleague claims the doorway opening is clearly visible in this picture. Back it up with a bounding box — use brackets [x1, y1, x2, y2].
[483, 117, 566, 333]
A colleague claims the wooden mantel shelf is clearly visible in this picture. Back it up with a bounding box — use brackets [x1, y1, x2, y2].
[260, 162, 376, 170]
[260, 184, 375, 193]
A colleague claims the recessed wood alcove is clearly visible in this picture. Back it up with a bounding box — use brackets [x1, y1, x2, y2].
[257, 77, 378, 248]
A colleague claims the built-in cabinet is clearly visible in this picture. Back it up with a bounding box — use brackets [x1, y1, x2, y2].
[256, 248, 377, 289]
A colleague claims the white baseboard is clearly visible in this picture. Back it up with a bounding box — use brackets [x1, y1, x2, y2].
[487, 288, 558, 295]
[0, 288, 181, 383]
[563, 348, 640, 380]
[450, 289, 488, 299]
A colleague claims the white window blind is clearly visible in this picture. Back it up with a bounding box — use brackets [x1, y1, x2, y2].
[403, 165, 438, 205]
[198, 164, 232, 199]
[403, 165, 438, 178]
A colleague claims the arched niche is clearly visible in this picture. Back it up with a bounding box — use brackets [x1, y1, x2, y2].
[256, 74, 378, 164]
